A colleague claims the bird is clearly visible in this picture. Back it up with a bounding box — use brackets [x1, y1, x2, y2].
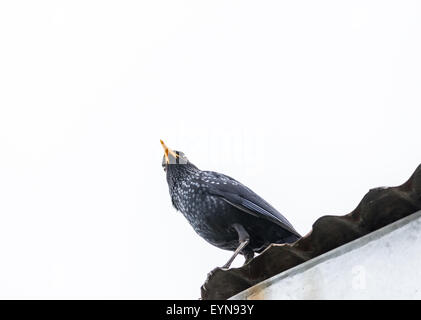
[160, 140, 301, 268]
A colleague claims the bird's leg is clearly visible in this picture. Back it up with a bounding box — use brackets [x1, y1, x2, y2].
[222, 240, 249, 269]
[243, 250, 254, 265]
[222, 223, 250, 269]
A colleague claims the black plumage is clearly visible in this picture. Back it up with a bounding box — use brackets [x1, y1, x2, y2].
[161, 140, 301, 268]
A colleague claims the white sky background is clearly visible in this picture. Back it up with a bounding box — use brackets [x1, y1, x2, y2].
[0, 1, 420, 299]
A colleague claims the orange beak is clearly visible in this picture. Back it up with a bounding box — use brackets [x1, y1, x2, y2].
[160, 139, 178, 164]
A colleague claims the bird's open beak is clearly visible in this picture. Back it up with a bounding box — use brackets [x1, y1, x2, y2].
[160, 139, 178, 164]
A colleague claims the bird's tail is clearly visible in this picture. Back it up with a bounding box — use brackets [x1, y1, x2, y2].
[280, 233, 301, 244]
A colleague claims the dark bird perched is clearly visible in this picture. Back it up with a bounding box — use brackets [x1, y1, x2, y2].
[160, 140, 301, 268]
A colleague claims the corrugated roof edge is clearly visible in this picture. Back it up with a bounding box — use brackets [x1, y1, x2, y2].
[231, 209, 421, 299]
[200, 163, 421, 300]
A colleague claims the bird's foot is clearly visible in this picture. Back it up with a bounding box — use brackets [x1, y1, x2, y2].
[221, 263, 231, 270]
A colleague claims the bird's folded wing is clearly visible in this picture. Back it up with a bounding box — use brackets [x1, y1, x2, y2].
[206, 178, 300, 237]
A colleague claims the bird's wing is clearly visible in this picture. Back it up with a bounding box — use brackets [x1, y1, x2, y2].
[203, 172, 301, 237]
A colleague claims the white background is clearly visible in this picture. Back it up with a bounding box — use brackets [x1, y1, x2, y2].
[0, 1, 420, 299]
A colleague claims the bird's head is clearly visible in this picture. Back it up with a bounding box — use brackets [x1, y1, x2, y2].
[160, 140, 189, 172]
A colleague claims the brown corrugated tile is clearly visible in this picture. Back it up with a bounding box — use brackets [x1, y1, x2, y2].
[201, 164, 421, 300]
